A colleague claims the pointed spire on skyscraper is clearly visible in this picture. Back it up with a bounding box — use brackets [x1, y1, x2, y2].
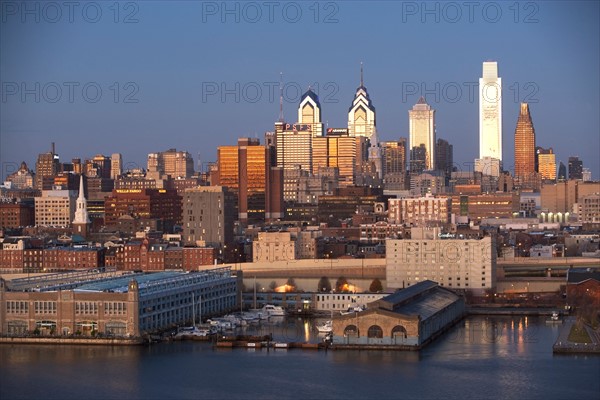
[360, 61, 364, 87]
[278, 72, 284, 123]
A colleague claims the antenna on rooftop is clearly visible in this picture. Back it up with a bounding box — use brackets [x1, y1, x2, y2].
[278, 72, 284, 123]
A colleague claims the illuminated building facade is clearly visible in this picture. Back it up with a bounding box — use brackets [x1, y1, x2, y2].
[514, 103, 536, 187]
[409, 97, 436, 171]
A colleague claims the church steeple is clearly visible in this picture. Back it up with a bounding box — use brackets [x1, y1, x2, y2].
[72, 174, 90, 237]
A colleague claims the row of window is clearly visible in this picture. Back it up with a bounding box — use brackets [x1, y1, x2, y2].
[6, 301, 28, 314]
[35, 301, 57, 314]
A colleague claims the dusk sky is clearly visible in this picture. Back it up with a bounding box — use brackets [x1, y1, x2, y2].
[1, 1, 599, 179]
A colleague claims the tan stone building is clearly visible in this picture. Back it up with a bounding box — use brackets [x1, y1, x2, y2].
[252, 232, 296, 263]
[386, 235, 496, 293]
[331, 280, 464, 348]
[388, 195, 451, 226]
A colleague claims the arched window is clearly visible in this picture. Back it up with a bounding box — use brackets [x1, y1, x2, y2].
[391, 325, 407, 338]
[367, 325, 383, 338]
[344, 325, 359, 337]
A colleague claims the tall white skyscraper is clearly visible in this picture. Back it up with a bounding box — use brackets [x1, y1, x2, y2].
[110, 153, 122, 179]
[348, 63, 376, 140]
[479, 61, 502, 162]
[409, 96, 436, 171]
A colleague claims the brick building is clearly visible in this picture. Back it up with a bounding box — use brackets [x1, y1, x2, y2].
[0, 202, 34, 229]
[104, 189, 182, 231]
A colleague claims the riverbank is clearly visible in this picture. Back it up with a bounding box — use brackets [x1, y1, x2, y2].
[553, 317, 600, 354]
[467, 306, 567, 316]
[0, 336, 143, 345]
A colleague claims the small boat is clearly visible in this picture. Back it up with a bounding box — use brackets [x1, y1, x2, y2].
[316, 320, 333, 333]
[546, 311, 562, 324]
[240, 312, 261, 323]
[174, 326, 211, 338]
[260, 304, 286, 317]
[207, 318, 234, 331]
[340, 306, 366, 316]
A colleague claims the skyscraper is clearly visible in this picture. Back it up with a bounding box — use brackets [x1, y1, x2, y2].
[111, 153, 123, 179]
[479, 61, 502, 162]
[313, 130, 358, 187]
[382, 139, 407, 190]
[409, 97, 435, 171]
[536, 147, 556, 181]
[409, 144, 427, 174]
[35, 143, 60, 190]
[476, 62, 503, 178]
[558, 162, 567, 181]
[182, 186, 235, 248]
[435, 138, 454, 177]
[147, 149, 194, 179]
[215, 138, 283, 225]
[297, 88, 323, 137]
[382, 139, 406, 176]
[348, 63, 376, 140]
[514, 103, 536, 185]
[568, 156, 583, 180]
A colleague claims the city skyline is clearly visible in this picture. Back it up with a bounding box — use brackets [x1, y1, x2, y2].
[1, 1, 599, 179]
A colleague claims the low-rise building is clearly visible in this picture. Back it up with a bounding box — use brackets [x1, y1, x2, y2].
[0, 267, 238, 337]
[331, 280, 465, 348]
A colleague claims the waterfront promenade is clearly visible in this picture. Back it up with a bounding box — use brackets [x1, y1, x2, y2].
[553, 317, 600, 354]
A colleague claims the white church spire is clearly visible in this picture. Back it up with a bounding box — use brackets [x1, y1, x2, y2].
[73, 174, 90, 225]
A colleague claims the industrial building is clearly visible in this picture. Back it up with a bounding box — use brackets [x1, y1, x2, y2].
[331, 280, 465, 349]
[0, 267, 238, 337]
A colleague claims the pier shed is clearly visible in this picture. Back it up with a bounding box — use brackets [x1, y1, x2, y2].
[331, 280, 464, 349]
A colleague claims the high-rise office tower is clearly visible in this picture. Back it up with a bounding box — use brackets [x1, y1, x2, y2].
[382, 139, 407, 176]
[215, 138, 283, 225]
[514, 103, 536, 185]
[558, 162, 567, 181]
[182, 186, 236, 248]
[313, 130, 358, 187]
[111, 153, 123, 180]
[479, 61, 502, 162]
[297, 88, 323, 137]
[368, 128, 383, 179]
[409, 97, 435, 171]
[435, 138, 454, 177]
[147, 149, 194, 179]
[35, 143, 60, 190]
[348, 63, 376, 140]
[409, 144, 427, 174]
[536, 147, 556, 181]
[568, 156, 583, 180]
[276, 125, 313, 172]
[381, 139, 407, 190]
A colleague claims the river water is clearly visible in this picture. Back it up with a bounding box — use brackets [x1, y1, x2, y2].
[1, 316, 599, 400]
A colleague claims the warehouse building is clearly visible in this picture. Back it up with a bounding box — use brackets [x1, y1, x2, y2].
[0, 267, 238, 337]
[332, 280, 464, 349]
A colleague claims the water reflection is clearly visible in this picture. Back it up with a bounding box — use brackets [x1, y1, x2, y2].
[1, 316, 599, 400]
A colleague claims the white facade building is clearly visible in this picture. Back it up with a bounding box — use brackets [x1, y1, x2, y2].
[386, 235, 496, 292]
[479, 61, 502, 162]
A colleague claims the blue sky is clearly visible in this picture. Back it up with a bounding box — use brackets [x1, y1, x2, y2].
[1, 1, 599, 179]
